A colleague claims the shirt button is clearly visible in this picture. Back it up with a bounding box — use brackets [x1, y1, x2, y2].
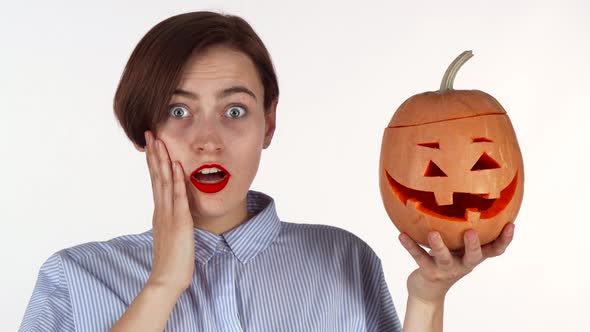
[216, 243, 225, 250]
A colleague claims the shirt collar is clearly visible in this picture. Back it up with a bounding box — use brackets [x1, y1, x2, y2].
[193, 190, 281, 265]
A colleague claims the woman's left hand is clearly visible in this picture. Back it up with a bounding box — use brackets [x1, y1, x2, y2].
[399, 223, 515, 304]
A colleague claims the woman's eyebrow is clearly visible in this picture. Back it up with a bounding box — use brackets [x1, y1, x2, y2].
[173, 86, 257, 101]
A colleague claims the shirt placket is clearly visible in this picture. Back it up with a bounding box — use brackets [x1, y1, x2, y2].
[210, 242, 243, 331]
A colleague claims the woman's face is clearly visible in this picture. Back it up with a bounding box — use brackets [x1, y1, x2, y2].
[136, 45, 276, 226]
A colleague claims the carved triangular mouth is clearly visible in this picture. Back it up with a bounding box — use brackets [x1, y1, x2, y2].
[385, 170, 518, 222]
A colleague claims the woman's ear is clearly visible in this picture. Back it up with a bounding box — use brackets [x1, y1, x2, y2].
[263, 99, 278, 149]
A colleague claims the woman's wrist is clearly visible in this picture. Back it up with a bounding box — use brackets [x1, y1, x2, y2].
[407, 292, 445, 310]
[406, 270, 452, 305]
[110, 280, 184, 331]
[403, 294, 445, 332]
[145, 277, 187, 300]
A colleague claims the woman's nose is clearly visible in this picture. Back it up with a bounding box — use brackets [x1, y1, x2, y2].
[197, 137, 223, 152]
[192, 119, 224, 153]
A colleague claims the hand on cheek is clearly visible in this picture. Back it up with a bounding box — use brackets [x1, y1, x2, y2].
[144, 130, 195, 296]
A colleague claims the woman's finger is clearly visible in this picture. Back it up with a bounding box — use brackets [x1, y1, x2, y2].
[399, 233, 436, 272]
[154, 138, 174, 219]
[427, 232, 454, 271]
[482, 223, 515, 258]
[462, 229, 483, 270]
[145, 131, 163, 216]
[172, 161, 192, 221]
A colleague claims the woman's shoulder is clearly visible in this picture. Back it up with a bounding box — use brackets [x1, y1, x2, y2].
[281, 221, 359, 237]
[31, 230, 155, 315]
[279, 221, 378, 257]
[52, 229, 154, 265]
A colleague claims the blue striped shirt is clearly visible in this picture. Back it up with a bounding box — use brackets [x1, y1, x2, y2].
[20, 191, 401, 331]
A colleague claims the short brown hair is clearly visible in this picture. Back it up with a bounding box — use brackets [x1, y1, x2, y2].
[113, 11, 279, 148]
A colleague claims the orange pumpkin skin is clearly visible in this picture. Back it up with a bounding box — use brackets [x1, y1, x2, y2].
[379, 54, 524, 250]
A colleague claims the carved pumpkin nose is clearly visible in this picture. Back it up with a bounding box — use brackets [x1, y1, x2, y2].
[424, 161, 447, 177]
[471, 153, 501, 171]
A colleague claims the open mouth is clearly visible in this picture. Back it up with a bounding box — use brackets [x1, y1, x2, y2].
[190, 164, 231, 194]
[193, 167, 227, 183]
[385, 170, 519, 222]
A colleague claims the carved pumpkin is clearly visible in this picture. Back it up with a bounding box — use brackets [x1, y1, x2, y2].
[379, 51, 524, 250]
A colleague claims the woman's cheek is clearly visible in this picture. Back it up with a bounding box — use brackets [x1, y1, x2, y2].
[222, 117, 251, 137]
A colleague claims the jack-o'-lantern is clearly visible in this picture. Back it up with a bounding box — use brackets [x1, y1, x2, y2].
[379, 51, 524, 250]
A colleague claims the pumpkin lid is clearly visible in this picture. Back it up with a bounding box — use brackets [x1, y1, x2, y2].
[388, 89, 506, 128]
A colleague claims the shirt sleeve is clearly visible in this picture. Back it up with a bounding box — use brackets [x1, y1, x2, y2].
[19, 252, 75, 332]
[374, 265, 402, 332]
[362, 245, 402, 332]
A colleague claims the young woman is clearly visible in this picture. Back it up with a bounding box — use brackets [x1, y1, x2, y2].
[20, 11, 514, 332]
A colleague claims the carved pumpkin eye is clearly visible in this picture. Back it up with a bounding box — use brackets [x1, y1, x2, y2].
[424, 161, 447, 177]
[471, 152, 501, 171]
[418, 142, 440, 149]
[472, 137, 493, 143]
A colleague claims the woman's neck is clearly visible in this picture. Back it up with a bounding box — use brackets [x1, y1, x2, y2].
[191, 201, 254, 235]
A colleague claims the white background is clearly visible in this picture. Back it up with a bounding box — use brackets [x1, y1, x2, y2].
[1, 0, 588, 331]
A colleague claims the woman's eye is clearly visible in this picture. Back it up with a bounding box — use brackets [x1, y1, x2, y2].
[168, 105, 189, 118]
[225, 105, 247, 119]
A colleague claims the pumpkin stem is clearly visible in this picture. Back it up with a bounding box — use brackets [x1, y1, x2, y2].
[440, 50, 473, 91]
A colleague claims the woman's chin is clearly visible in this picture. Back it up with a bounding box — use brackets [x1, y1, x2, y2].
[186, 186, 247, 227]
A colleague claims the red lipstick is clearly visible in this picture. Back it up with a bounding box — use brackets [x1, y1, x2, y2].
[190, 163, 231, 194]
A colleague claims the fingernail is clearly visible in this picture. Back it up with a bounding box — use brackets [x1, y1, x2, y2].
[429, 232, 440, 242]
[467, 231, 477, 243]
[399, 234, 407, 245]
[507, 223, 515, 236]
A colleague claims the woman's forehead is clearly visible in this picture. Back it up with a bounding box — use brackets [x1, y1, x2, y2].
[179, 46, 262, 88]
[173, 47, 264, 103]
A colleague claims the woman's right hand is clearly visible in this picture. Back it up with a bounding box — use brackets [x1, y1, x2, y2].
[144, 130, 195, 296]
